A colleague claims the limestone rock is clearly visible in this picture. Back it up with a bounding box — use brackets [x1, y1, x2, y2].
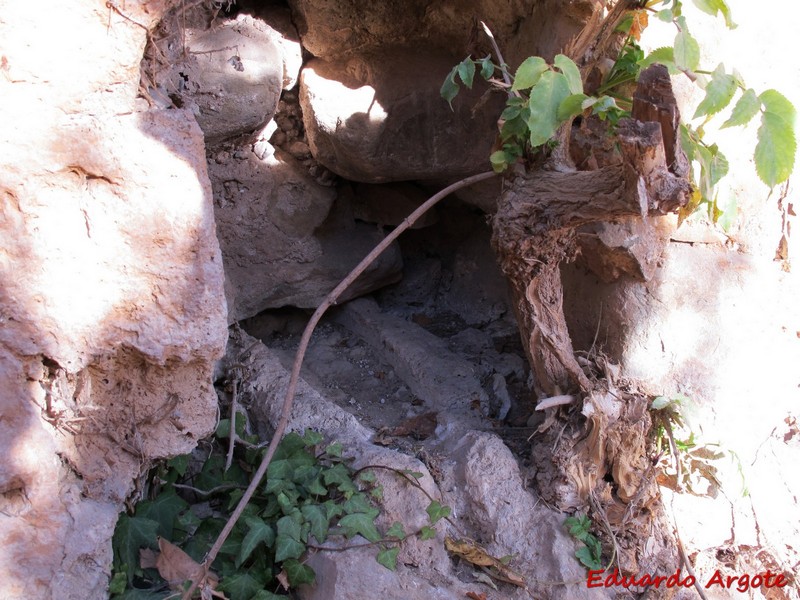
[210, 150, 403, 321]
[287, 0, 595, 65]
[0, 3, 227, 598]
[346, 181, 439, 229]
[154, 14, 295, 144]
[299, 51, 504, 183]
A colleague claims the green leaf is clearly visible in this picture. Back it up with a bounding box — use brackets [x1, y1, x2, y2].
[301, 504, 330, 543]
[419, 525, 436, 541]
[218, 572, 264, 600]
[385, 522, 406, 540]
[425, 501, 451, 525]
[657, 8, 673, 21]
[489, 150, 510, 173]
[440, 67, 460, 107]
[527, 71, 571, 147]
[692, 0, 736, 28]
[251, 591, 284, 600]
[575, 545, 602, 570]
[480, 56, 494, 80]
[554, 54, 583, 95]
[338, 512, 381, 542]
[564, 515, 591, 540]
[674, 17, 700, 71]
[166, 454, 189, 477]
[301, 429, 324, 446]
[325, 442, 343, 458]
[357, 470, 376, 484]
[275, 535, 305, 562]
[343, 493, 372, 515]
[322, 463, 357, 494]
[651, 396, 671, 410]
[284, 558, 316, 586]
[377, 546, 400, 571]
[109, 571, 128, 595]
[112, 515, 159, 583]
[693, 63, 737, 119]
[215, 411, 247, 439]
[512, 56, 549, 91]
[236, 517, 275, 568]
[639, 47, 678, 73]
[557, 93, 589, 121]
[457, 57, 476, 89]
[134, 490, 188, 540]
[721, 88, 760, 128]
[755, 111, 797, 188]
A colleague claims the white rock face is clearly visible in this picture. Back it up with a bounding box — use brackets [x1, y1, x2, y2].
[0, 2, 228, 599]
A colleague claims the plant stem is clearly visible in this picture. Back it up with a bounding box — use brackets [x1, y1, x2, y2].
[179, 170, 496, 599]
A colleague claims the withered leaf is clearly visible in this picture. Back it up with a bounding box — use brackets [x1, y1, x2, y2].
[445, 536, 526, 588]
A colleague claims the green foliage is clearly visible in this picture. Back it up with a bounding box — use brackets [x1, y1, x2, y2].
[112, 427, 455, 599]
[441, 0, 797, 225]
[564, 514, 603, 571]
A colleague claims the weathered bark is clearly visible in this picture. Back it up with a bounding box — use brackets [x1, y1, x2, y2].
[490, 65, 690, 572]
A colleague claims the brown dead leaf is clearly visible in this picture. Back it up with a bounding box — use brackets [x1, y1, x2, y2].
[276, 569, 290, 591]
[466, 592, 487, 600]
[141, 537, 221, 596]
[445, 536, 526, 588]
[388, 411, 438, 440]
[629, 10, 649, 40]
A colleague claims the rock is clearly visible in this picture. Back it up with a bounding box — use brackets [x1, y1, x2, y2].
[346, 181, 439, 229]
[331, 298, 489, 424]
[575, 215, 674, 283]
[299, 50, 504, 182]
[154, 14, 295, 144]
[1, 7, 227, 597]
[210, 150, 403, 321]
[287, 0, 595, 65]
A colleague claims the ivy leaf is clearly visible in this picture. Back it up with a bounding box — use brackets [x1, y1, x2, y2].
[343, 493, 372, 515]
[755, 90, 797, 187]
[673, 17, 700, 72]
[301, 504, 330, 543]
[692, 0, 736, 28]
[556, 94, 589, 121]
[554, 54, 583, 95]
[236, 517, 275, 568]
[215, 412, 246, 439]
[134, 490, 188, 540]
[385, 522, 406, 540]
[218, 572, 264, 600]
[721, 88, 760, 128]
[301, 429, 324, 446]
[440, 66, 460, 107]
[512, 56, 548, 91]
[376, 546, 400, 571]
[325, 441, 343, 458]
[275, 515, 305, 561]
[419, 525, 436, 540]
[527, 71, 571, 147]
[283, 559, 316, 586]
[112, 515, 159, 583]
[338, 512, 381, 543]
[693, 63, 737, 119]
[457, 57, 476, 89]
[425, 500, 451, 525]
[251, 591, 284, 600]
[274, 535, 305, 562]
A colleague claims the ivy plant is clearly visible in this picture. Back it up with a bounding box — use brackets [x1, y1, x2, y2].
[442, 0, 797, 226]
[110, 424, 451, 599]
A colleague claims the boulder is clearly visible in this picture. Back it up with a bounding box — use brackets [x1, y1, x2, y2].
[153, 13, 301, 144]
[299, 50, 505, 183]
[0, 3, 228, 598]
[210, 150, 403, 321]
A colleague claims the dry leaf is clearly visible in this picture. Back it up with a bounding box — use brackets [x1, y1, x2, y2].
[445, 536, 526, 588]
[629, 10, 648, 40]
[140, 537, 222, 597]
[466, 592, 487, 600]
[277, 569, 290, 591]
[388, 411, 438, 440]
